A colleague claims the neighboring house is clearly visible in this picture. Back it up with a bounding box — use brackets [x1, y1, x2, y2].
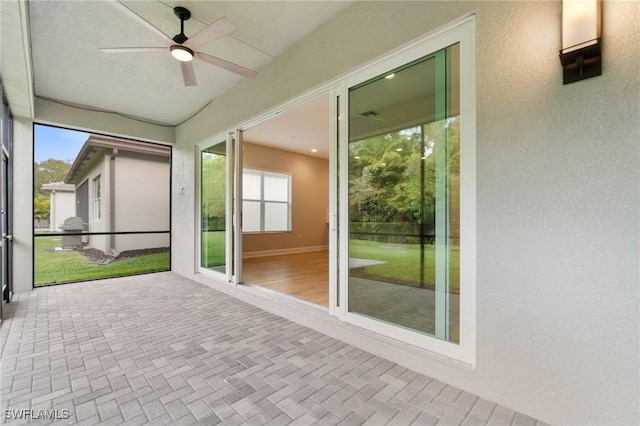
[64, 134, 170, 256]
[40, 182, 75, 232]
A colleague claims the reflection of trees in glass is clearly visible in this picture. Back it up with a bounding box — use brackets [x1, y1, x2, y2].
[201, 153, 226, 230]
[349, 117, 460, 237]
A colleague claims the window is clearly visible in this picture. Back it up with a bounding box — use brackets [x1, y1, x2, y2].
[242, 169, 291, 232]
[93, 175, 101, 221]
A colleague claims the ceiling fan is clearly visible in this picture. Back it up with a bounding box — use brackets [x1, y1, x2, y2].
[100, 1, 257, 86]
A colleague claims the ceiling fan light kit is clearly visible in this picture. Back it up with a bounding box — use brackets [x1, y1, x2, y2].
[102, 2, 257, 86]
[170, 45, 194, 62]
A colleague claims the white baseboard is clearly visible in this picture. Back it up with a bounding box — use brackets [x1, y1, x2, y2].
[243, 245, 328, 258]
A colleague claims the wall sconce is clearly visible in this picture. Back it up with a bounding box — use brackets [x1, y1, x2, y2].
[559, 0, 601, 84]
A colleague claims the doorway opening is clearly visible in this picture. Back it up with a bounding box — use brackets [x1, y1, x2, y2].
[241, 95, 330, 306]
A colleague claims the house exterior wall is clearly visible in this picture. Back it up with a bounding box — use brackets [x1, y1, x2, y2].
[112, 151, 170, 253]
[48, 189, 75, 232]
[243, 143, 329, 255]
[75, 152, 110, 254]
[171, 2, 640, 425]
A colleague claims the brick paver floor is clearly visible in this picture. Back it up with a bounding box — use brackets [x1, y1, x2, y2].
[1, 272, 548, 425]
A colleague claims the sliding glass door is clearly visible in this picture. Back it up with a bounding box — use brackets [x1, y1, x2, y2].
[197, 18, 474, 362]
[200, 131, 243, 284]
[201, 140, 228, 275]
[347, 44, 461, 343]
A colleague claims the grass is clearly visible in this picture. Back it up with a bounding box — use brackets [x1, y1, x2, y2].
[349, 239, 460, 292]
[201, 230, 226, 267]
[34, 236, 170, 287]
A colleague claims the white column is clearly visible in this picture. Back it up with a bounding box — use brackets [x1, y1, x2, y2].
[12, 118, 34, 293]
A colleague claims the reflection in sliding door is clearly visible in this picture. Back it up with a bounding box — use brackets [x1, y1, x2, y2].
[201, 141, 228, 275]
[348, 44, 460, 343]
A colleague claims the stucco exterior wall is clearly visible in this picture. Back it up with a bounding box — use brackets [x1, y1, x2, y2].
[47, 189, 75, 232]
[243, 143, 329, 255]
[76, 152, 110, 254]
[112, 151, 170, 253]
[172, 2, 640, 425]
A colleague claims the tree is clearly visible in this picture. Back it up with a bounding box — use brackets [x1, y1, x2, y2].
[34, 158, 72, 198]
[201, 153, 227, 230]
[348, 117, 461, 236]
[34, 195, 50, 222]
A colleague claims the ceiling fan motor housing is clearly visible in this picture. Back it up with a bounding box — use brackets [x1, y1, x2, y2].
[173, 33, 188, 44]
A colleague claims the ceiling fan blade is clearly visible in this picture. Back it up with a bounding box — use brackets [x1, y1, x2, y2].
[183, 17, 236, 51]
[100, 47, 168, 54]
[195, 52, 257, 79]
[181, 61, 198, 87]
[105, 0, 173, 45]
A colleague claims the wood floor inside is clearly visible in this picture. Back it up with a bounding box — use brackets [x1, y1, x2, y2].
[242, 250, 328, 307]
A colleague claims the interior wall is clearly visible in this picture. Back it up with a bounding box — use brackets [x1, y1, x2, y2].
[243, 143, 329, 255]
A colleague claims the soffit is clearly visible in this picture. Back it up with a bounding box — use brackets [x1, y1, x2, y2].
[1, 0, 34, 118]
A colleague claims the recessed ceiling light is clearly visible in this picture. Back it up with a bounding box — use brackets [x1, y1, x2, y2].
[385, 73, 395, 79]
[311, 148, 318, 153]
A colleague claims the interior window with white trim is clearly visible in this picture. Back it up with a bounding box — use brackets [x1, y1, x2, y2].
[242, 169, 291, 232]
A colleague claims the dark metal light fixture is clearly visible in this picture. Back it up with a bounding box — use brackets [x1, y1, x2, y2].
[169, 7, 194, 62]
[559, 0, 602, 84]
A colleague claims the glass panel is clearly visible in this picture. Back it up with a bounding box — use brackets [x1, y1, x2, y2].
[348, 44, 460, 342]
[201, 142, 227, 273]
[264, 173, 289, 202]
[264, 202, 288, 231]
[243, 169, 261, 200]
[242, 201, 261, 232]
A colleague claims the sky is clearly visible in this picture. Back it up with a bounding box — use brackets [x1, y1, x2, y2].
[34, 125, 89, 163]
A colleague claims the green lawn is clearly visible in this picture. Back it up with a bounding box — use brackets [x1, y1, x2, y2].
[349, 239, 460, 292]
[34, 236, 170, 287]
[201, 230, 226, 268]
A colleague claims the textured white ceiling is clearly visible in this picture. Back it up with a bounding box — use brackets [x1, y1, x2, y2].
[244, 95, 330, 159]
[28, 0, 352, 126]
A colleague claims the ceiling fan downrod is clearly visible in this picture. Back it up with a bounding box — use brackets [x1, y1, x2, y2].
[172, 6, 191, 44]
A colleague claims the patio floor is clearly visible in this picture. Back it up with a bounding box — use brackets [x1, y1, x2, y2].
[1, 272, 548, 425]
